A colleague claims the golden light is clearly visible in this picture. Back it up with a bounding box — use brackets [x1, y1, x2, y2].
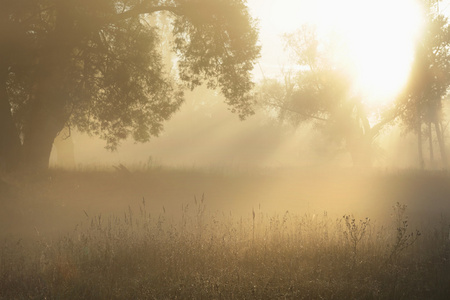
[262, 0, 424, 107]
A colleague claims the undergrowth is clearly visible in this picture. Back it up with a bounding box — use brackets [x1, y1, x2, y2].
[1, 198, 449, 299]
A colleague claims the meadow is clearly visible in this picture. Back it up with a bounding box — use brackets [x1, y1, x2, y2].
[1, 166, 450, 299]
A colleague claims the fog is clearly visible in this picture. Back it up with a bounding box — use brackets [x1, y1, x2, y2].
[49, 93, 434, 171]
[4, 2, 450, 298]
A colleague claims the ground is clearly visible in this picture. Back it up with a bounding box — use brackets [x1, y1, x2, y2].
[1, 167, 450, 299]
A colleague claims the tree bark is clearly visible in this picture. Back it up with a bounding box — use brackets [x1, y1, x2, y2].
[0, 63, 22, 172]
[21, 110, 64, 171]
[21, 62, 68, 171]
[20, 1, 73, 172]
[23, 6, 71, 171]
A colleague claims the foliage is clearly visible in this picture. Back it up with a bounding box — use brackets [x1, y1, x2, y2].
[173, 0, 259, 118]
[0, 0, 260, 170]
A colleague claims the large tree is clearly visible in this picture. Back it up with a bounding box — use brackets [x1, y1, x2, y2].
[0, 0, 260, 172]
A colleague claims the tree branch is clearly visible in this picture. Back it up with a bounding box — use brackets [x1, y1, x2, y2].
[270, 102, 328, 122]
[368, 106, 404, 139]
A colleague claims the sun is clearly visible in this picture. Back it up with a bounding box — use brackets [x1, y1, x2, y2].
[257, 0, 424, 107]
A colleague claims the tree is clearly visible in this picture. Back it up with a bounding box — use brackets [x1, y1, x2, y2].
[0, 0, 260, 172]
[258, 25, 396, 167]
[397, 0, 450, 169]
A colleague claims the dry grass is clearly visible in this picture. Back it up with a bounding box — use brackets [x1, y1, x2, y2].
[1, 167, 450, 299]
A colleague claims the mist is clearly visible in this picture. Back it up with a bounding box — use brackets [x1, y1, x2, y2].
[49, 91, 442, 171]
[2, 1, 450, 298]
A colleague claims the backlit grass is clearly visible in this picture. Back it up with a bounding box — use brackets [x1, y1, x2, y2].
[1, 193, 449, 299]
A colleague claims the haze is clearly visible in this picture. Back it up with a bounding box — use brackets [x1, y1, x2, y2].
[49, 0, 446, 170]
[2, 1, 450, 297]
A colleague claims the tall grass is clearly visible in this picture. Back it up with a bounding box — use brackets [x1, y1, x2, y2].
[1, 197, 449, 299]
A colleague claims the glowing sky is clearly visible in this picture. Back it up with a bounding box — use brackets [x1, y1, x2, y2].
[248, 0, 427, 106]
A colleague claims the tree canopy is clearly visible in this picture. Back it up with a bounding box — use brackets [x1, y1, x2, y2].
[0, 0, 260, 171]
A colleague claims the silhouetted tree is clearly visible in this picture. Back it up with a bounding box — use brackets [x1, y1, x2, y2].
[0, 0, 260, 172]
[258, 25, 396, 167]
[398, 0, 450, 169]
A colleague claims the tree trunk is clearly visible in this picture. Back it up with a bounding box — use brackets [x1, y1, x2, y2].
[21, 66, 68, 171]
[0, 63, 22, 172]
[434, 121, 448, 169]
[21, 1, 73, 172]
[428, 122, 434, 167]
[22, 119, 62, 172]
[417, 121, 424, 169]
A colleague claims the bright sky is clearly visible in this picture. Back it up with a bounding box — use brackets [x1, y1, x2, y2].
[248, 0, 429, 107]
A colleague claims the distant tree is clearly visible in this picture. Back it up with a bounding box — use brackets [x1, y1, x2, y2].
[258, 25, 396, 167]
[397, 0, 450, 169]
[0, 0, 260, 172]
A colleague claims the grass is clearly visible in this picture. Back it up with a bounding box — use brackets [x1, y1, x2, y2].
[1, 167, 450, 299]
[1, 199, 450, 299]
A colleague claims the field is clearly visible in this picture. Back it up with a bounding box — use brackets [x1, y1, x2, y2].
[1, 167, 450, 299]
